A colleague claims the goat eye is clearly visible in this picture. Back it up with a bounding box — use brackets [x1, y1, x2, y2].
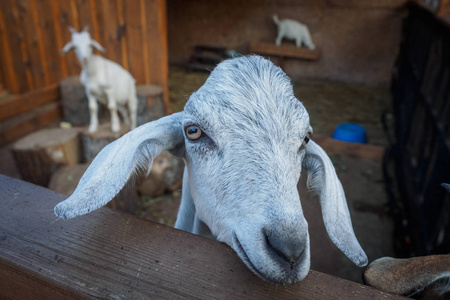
[186, 125, 202, 140]
[302, 132, 312, 147]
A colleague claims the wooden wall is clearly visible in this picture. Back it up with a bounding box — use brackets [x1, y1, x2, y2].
[0, 0, 168, 100]
[167, 0, 408, 86]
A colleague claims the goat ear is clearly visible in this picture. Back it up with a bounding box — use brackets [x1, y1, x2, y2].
[302, 140, 368, 267]
[61, 41, 74, 54]
[363, 255, 450, 297]
[91, 39, 106, 53]
[68, 26, 76, 34]
[54, 112, 184, 219]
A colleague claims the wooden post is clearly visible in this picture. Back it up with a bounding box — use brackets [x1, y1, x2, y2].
[11, 128, 81, 187]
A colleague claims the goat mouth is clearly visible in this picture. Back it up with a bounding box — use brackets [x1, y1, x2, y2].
[232, 232, 269, 282]
[232, 232, 304, 284]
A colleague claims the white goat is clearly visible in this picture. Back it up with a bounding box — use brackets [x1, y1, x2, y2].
[61, 26, 137, 133]
[273, 15, 315, 50]
[54, 56, 367, 284]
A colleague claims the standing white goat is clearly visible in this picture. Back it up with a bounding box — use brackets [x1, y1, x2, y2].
[273, 15, 315, 50]
[61, 26, 137, 133]
[54, 55, 367, 284]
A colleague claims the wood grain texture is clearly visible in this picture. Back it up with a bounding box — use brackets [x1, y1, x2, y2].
[0, 102, 62, 146]
[0, 175, 405, 299]
[0, 0, 168, 98]
[0, 83, 59, 121]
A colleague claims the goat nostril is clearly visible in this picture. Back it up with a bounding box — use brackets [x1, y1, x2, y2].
[265, 230, 305, 268]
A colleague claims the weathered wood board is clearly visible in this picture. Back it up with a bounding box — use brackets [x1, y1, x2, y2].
[0, 175, 405, 299]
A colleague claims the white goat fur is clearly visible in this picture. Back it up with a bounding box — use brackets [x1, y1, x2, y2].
[61, 27, 137, 133]
[54, 56, 367, 284]
[273, 15, 315, 50]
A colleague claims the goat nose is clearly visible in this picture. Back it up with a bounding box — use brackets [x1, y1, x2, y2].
[265, 230, 306, 268]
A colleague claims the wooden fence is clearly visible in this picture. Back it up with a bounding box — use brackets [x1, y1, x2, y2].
[0, 174, 405, 299]
[0, 0, 168, 105]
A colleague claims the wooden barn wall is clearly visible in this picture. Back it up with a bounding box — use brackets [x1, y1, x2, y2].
[0, 0, 168, 100]
[167, 0, 408, 86]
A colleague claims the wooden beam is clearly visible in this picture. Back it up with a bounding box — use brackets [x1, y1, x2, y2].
[0, 175, 404, 299]
[0, 83, 59, 122]
[0, 102, 62, 146]
[249, 42, 320, 61]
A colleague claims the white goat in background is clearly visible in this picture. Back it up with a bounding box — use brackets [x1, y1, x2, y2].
[273, 15, 315, 50]
[54, 55, 367, 284]
[61, 26, 137, 133]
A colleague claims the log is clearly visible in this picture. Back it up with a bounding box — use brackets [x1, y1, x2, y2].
[11, 128, 81, 187]
[136, 85, 165, 126]
[136, 150, 184, 197]
[80, 122, 129, 162]
[59, 76, 106, 126]
[48, 163, 138, 214]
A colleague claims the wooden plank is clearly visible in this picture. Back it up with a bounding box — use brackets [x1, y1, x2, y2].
[17, 0, 47, 89]
[97, 0, 122, 67]
[34, 0, 63, 85]
[56, 0, 81, 76]
[0, 0, 29, 93]
[0, 83, 59, 121]
[139, 0, 150, 84]
[124, 0, 145, 83]
[0, 175, 403, 300]
[76, 0, 95, 35]
[0, 102, 62, 146]
[50, 0, 69, 78]
[116, 0, 129, 70]
[30, 0, 51, 86]
[10, 0, 34, 90]
[249, 42, 320, 61]
[0, 1, 19, 93]
[146, 0, 169, 113]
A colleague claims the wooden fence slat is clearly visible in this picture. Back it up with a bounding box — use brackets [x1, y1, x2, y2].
[0, 83, 59, 121]
[0, 175, 404, 300]
[35, 0, 64, 85]
[11, 0, 34, 90]
[50, 0, 68, 78]
[0, 102, 62, 146]
[56, 0, 81, 76]
[18, 0, 46, 90]
[145, 0, 169, 113]
[0, 2, 18, 93]
[124, 0, 145, 83]
[98, 0, 122, 66]
[0, 0, 29, 93]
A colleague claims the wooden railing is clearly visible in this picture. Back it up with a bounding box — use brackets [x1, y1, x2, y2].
[0, 174, 404, 299]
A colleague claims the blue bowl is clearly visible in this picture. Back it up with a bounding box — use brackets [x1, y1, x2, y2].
[332, 123, 367, 143]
